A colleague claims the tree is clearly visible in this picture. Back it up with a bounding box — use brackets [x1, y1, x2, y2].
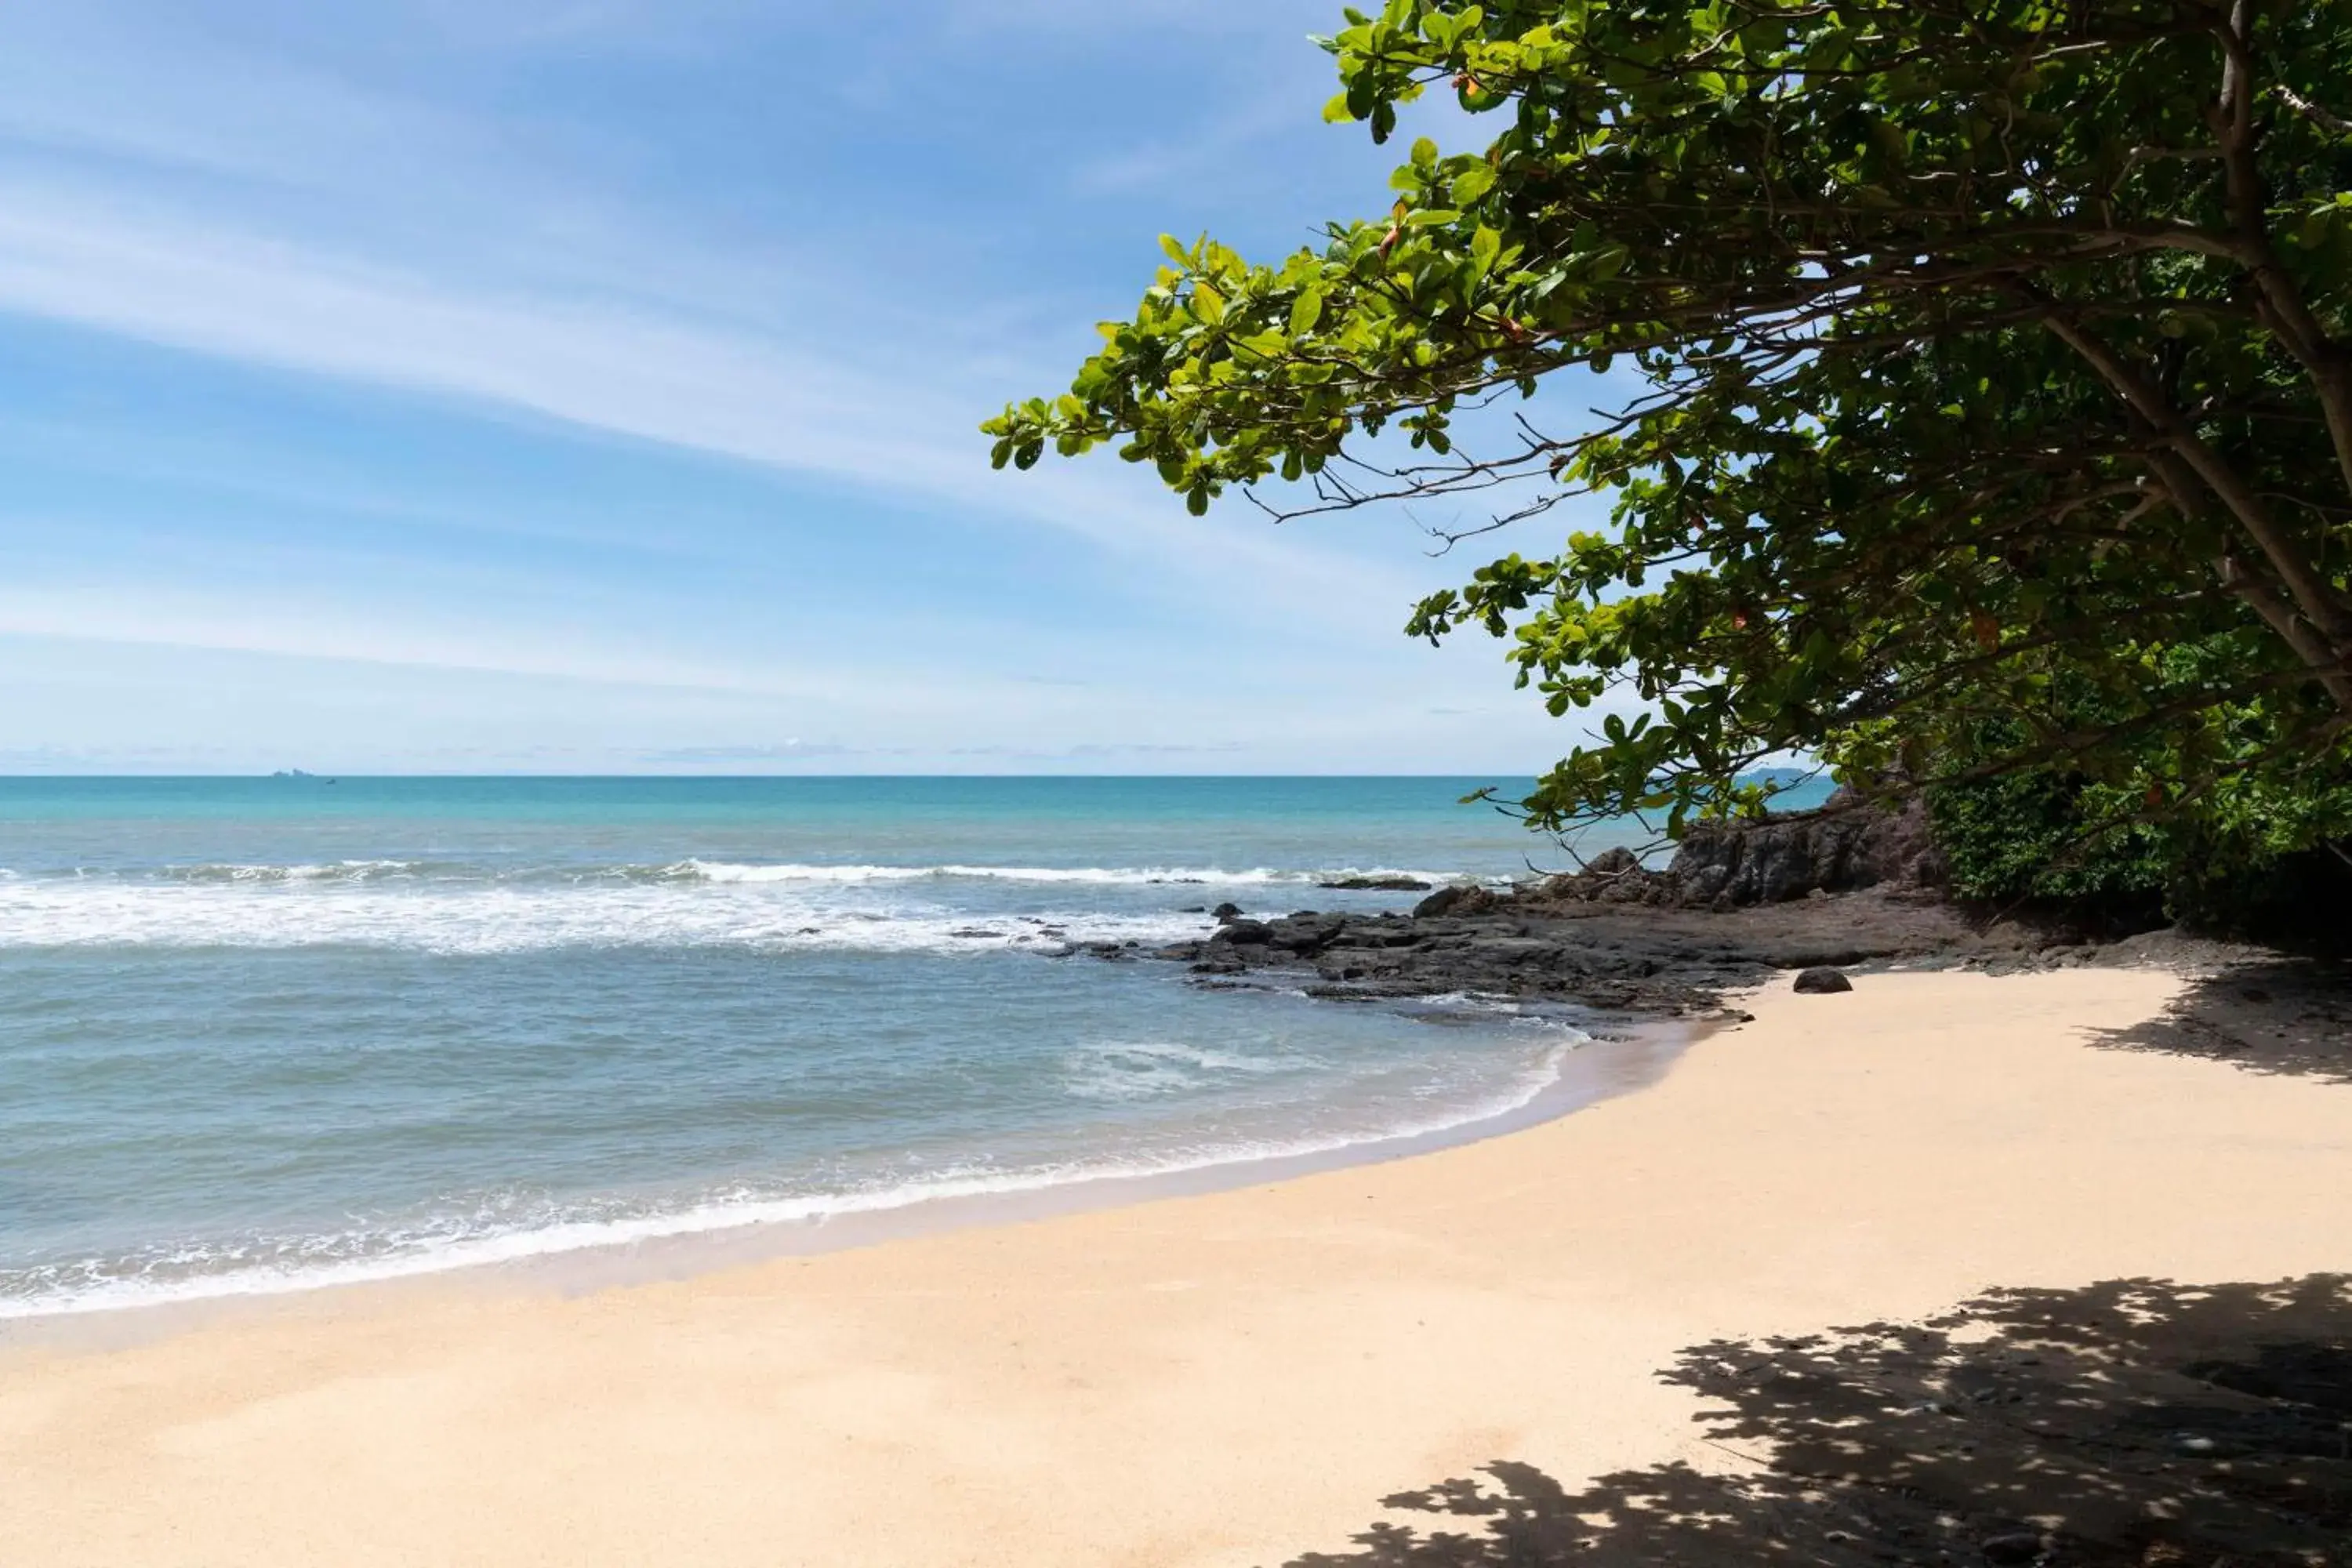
[984, 0, 2352, 866]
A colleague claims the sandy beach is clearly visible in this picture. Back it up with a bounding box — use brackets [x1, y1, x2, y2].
[5, 964, 2348, 1566]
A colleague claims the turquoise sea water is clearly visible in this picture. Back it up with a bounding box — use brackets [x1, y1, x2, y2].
[0, 775, 1693, 1319]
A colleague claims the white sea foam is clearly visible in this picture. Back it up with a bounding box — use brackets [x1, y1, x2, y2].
[1059, 1039, 1320, 1101]
[0, 857, 1489, 955]
[166, 860, 422, 884]
[0, 1039, 1580, 1322]
[667, 860, 1458, 887]
[0, 877, 1212, 956]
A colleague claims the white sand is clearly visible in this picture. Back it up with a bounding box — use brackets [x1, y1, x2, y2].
[3, 967, 2347, 1566]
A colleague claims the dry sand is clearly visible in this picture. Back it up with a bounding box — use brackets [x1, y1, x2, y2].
[3, 966, 2347, 1566]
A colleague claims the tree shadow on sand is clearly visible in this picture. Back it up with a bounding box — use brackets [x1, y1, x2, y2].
[2082, 957, 2352, 1086]
[1281, 1275, 2351, 1567]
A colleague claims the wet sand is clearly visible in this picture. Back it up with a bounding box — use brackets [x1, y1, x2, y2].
[4, 967, 2347, 1566]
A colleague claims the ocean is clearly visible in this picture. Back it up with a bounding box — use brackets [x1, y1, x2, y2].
[0, 775, 1671, 1320]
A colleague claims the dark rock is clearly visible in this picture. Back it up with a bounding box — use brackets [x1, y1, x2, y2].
[1668, 791, 1947, 907]
[1211, 902, 1244, 923]
[1413, 884, 1491, 919]
[1793, 967, 1855, 993]
[1583, 846, 1645, 878]
[1978, 1531, 2045, 1565]
[1319, 875, 1433, 891]
[1267, 915, 1346, 954]
[1330, 923, 1429, 951]
[1117, 848, 2114, 1019]
[1413, 885, 1466, 918]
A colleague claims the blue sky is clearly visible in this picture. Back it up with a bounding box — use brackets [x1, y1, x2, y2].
[0, 0, 1612, 775]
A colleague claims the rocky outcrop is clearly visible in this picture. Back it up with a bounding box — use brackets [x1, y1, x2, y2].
[1411, 882, 1500, 919]
[1108, 793, 2109, 1017]
[1475, 791, 1948, 913]
[1667, 790, 1945, 906]
[1142, 879, 2056, 1017]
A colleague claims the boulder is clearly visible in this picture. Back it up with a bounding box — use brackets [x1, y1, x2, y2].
[1319, 875, 1434, 891]
[1583, 846, 1645, 877]
[1413, 883, 1494, 919]
[1793, 967, 1855, 993]
[1211, 902, 1244, 923]
[1209, 919, 1274, 946]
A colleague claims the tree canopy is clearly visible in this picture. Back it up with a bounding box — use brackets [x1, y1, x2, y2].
[985, 0, 2352, 869]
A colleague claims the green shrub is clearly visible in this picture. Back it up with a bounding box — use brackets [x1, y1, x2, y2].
[1927, 753, 2352, 935]
[1929, 771, 2165, 906]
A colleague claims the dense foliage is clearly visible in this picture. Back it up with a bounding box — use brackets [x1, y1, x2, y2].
[1929, 763, 2352, 927]
[986, 0, 2352, 888]
[1927, 654, 2352, 924]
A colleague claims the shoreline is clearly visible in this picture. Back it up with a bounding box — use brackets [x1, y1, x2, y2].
[0, 1016, 1697, 1344]
[5, 965, 2347, 1566]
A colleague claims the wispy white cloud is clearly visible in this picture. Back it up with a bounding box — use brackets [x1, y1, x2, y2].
[0, 176, 1438, 628]
[0, 0, 1592, 773]
[0, 9, 477, 192]
[1072, 87, 1323, 199]
[0, 0, 1449, 635]
[0, 582, 953, 708]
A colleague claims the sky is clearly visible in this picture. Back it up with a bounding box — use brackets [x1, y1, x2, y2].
[0, 0, 1617, 775]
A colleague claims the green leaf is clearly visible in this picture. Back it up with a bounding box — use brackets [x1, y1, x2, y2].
[1450, 163, 1497, 205]
[976, 0, 2352, 877]
[1470, 225, 1502, 279]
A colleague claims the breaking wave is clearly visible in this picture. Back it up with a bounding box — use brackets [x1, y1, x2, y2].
[0, 858, 1473, 955]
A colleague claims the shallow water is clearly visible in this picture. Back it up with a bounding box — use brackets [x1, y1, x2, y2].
[0, 776, 1678, 1319]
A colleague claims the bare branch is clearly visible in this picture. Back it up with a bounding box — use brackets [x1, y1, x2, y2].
[2276, 84, 2352, 138]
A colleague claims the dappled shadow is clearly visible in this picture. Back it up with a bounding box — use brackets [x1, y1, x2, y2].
[1280, 1276, 2351, 1566]
[2086, 958, 2352, 1085]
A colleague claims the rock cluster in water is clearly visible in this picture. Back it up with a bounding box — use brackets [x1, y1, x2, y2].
[1098, 797, 2085, 1019]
